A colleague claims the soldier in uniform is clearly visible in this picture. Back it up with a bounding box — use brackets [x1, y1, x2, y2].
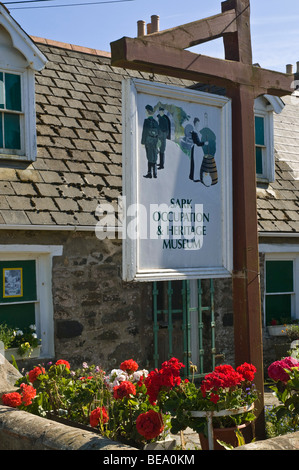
[141, 105, 159, 178]
[157, 107, 171, 169]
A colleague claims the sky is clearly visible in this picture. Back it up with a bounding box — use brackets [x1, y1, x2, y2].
[4, 0, 299, 73]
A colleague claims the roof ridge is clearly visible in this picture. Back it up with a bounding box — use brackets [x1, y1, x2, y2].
[30, 35, 111, 58]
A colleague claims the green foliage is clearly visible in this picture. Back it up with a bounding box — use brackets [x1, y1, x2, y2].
[0, 323, 15, 349]
[12, 361, 167, 448]
[160, 374, 258, 436]
[267, 366, 299, 435]
[0, 323, 40, 356]
[285, 324, 299, 341]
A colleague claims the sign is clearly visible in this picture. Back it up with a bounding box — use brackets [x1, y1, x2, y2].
[122, 79, 232, 281]
[3, 268, 23, 298]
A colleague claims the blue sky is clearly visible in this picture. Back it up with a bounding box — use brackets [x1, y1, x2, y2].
[7, 0, 299, 73]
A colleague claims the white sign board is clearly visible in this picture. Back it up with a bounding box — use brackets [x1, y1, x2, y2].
[122, 79, 232, 282]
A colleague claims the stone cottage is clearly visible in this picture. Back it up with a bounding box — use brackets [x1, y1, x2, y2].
[0, 4, 298, 375]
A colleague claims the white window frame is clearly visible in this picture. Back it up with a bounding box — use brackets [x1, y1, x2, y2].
[260, 244, 299, 326]
[254, 97, 275, 183]
[0, 4, 47, 162]
[0, 245, 63, 359]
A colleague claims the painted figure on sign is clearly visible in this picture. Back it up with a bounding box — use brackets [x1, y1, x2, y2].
[180, 123, 194, 154]
[141, 104, 159, 179]
[189, 117, 205, 182]
[199, 113, 218, 187]
[157, 107, 171, 169]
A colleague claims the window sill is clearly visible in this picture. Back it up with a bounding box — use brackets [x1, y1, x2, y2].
[0, 154, 34, 162]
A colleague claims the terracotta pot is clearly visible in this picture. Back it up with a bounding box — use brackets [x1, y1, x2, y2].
[199, 422, 253, 450]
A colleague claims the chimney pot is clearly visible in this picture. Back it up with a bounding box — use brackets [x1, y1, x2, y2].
[151, 15, 160, 33]
[147, 23, 152, 34]
[296, 61, 299, 74]
[286, 64, 293, 74]
[137, 20, 146, 37]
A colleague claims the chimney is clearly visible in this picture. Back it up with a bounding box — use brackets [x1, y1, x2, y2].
[286, 64, 293, 74]
[137, 20, 146, 37]
[138, 15, 159, 36]
[151, 15, 160, 33]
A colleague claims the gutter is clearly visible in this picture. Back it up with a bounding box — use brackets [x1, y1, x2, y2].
[0, 224, 121, 232]
[258, 232, 298, 238]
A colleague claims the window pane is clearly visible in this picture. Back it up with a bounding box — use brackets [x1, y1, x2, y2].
[0, 72, 4, 109]
[5, 73, 21, 111]
[4, 113, 20, 149]
[0, 260, 37, 303]
[266, 260, 294, 293]
[0, 113, 2, 148]
[255, 116, 265, 146]
[0, 302, 35, 330]
[266, 294, 292, 325]
[256, 146, 263, 174]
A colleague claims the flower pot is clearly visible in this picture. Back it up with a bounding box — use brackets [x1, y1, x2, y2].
[268, 325, 290, 336]
[190, 404, 255, 451]
[4, 345, 41, 362]
[198, 422, 253, 450]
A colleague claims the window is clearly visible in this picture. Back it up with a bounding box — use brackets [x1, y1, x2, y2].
[265, 260, 294, 325]
[0, 260, 37, 329]
[0, 71, 23, 155]
[254, 95, 284, 183]
[0, 5, 47, 162]
[255, 115, 266, 176]
[0, 245, 63, 359]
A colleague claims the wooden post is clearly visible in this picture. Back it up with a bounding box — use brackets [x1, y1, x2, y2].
[222, 0, 264, 438]
[227, 84, 265, 438]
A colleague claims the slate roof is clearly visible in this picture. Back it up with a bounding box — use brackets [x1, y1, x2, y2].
[0, 37, 298, 234]
[257, 94, 299, 234]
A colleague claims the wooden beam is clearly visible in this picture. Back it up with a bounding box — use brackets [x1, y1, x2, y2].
[136, 9, 237, 50]
[222, 0, 252, 64]
[111, 37, 294, 96]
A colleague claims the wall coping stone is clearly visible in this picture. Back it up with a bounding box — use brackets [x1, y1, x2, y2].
[0, 405, 137, 450]
[235, 431, 299, 450]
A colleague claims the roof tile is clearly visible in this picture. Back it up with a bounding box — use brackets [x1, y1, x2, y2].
[0, 39, 296, 234]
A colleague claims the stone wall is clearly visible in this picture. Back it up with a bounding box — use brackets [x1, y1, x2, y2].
[0, 229, 153, 371]
[0, 229, 289, 373]
[0, 405, 136, 450]
[236, 431, 299, 450]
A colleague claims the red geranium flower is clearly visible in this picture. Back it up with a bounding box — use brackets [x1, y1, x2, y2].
[201, 365, 244, 395]
[136, 410, 164, 440]
[20, 383, 36, 406]
[120, 359, 139, 374]
[28, 366, 46, 383]
[2, 392, 22, 408]
[144, 358, 185, 404]
[210, 392, 220, 404]
[55, 359, 70, 369]
[236, 363, 257, 382]
[113, 380, 136, 399]
[90, 406, 109, 427]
